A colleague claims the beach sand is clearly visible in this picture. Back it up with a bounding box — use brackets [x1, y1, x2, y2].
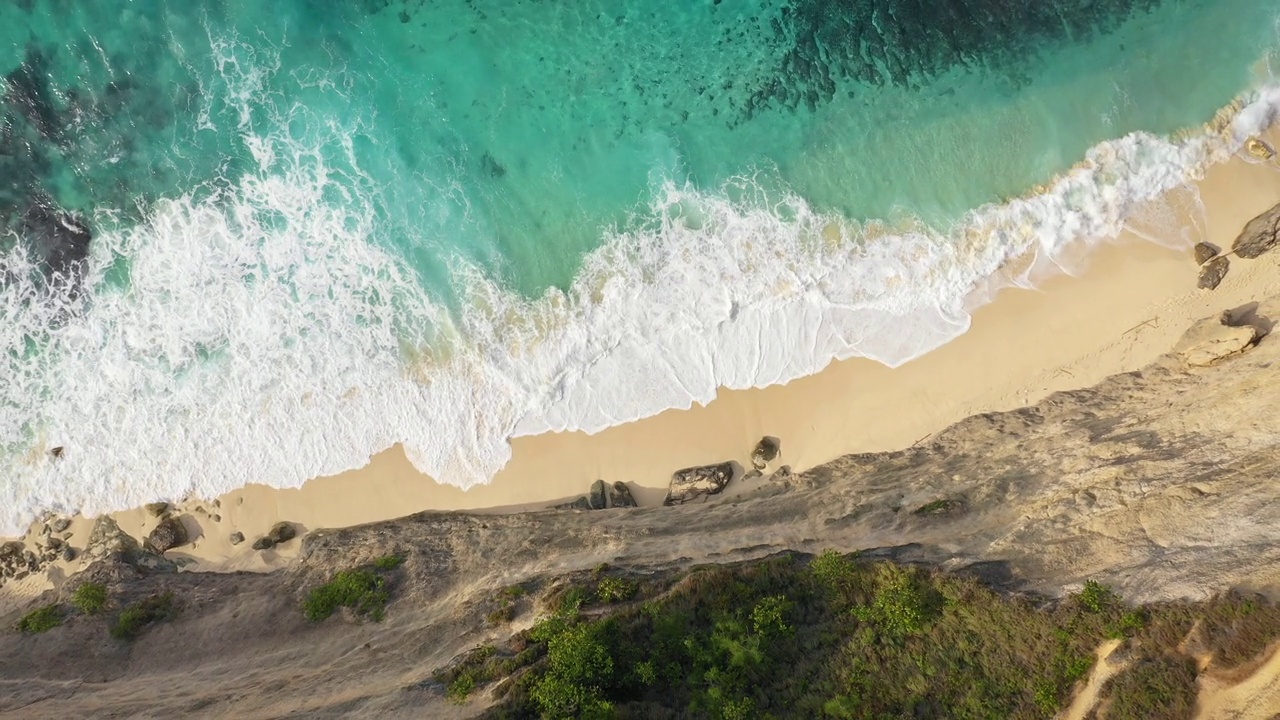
[5, 128, 1280, 589]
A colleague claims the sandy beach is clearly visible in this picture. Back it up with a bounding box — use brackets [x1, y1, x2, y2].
[4, 126, 1280, 586]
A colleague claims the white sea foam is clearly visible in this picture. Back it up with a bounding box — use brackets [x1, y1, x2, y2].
[2, 68, 1279, 535]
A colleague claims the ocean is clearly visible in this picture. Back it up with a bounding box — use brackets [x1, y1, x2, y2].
[1, 0, 1278, 534]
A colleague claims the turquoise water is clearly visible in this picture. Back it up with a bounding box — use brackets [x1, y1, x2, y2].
[1, 0, 1278, 532]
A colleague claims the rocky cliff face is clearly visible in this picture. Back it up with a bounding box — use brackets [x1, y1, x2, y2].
[5, 299, 1280, 717]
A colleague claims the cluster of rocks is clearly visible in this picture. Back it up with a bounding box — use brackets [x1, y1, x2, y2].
[1197, 195, 1280, 291]
[248, 522, 297, 551]
[142, 503, 191, 554]
[0, 515, 77, 586]
[664, 437, 785, 506]
[558, 480, 638, 510]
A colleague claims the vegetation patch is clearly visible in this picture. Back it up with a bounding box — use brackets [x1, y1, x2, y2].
[16, 604, 64, 634]
[911, 498, 965, 516]
[110, 592, 177, 639]
[487, 584, 529, 626]
[453, 553, 1280, 720]
[72, 582, 108, 614]
[303, 558, 403, 623]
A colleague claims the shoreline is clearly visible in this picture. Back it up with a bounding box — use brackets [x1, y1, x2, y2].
[3, 126, 1280, 594]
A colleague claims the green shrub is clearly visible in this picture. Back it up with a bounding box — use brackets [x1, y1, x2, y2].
[72, 582, 108, 614]
[110, 592, 176, 639]
[302, 569, 390, 622]
[751, 595, 792, 636]
[17, 604, 63, 634]
[447, 673, 476, 703]
[1103, 655, 1198, 720]
[809, 549, 857, 592]
[596, 577, 638, 604]
[1079, 580, 1115, 613]
[373, 554, 403, 570]
[852, 564, 933, 639]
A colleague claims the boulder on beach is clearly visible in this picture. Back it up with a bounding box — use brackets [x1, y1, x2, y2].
[1197, 256, 1229, 290]
[145, 502, 170, 518]
[589, 480, 608, 510]
[251, 537, 274, 551]
[1232, 202, 1280, 259]
[607, 481, 637, 508]
[751, 436, 781, 470]
[266, 522, 297, 545]
[145, 516, 188, 553]
[1193, 242, 1219, 265]
[1174, 316, 1259, 367]
[229, 532, 245, 546]
[664, 462, 735, 506]
[84, 516, 140, 564]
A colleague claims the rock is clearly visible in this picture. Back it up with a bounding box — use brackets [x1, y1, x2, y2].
[61, 546, 76, 562]
[144, 502, 170, 517]
[1198, 256, 1230, 290]
[14, 570, 29, 581]
[770, 465, 794, 482]
[50, 517, 71, 533]
[145, 516, 189, 553]
[588, 480, 608, 510]
[49, 446, 64, 459]
[266, 522, 296, 545]
[555, 496, 591, 510]
[1174, 317, 1259, 367]
[0, 541, 24, 560]
[251, 537, 275, 551]
[229, 532, 245, 546]
[1193, 242, 1219, 265]
[743, 469, 763, 481]
[751, 436, 782, 470]
[1245, 137, 1275, 160]
[84, 516, 141, 564]
[1232, 202, 1280, 259]
[46, 536, 63, 551]
[664, 462, 735, 506]
[607, 481, 637, 508]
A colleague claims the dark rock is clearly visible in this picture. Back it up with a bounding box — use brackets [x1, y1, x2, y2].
[266, 522, 296, 545]
[1193, 242, 1219, 265]
[229, 532, 245, 546]
[251, 537, 275, 551]
[1233, 202, 1280, 259]
[144, 502, 170, 517]
[588, 480, 608, 510]
[664, 462, 735, 506]
[50, 517, 71, 533]
[743, 469, 764, 481]
[49, 446, 64, 459]
[14, 570, 29, 581]
[751, 436, 782, 470]
[1198, 256, 1229, 290]
[145, 516, 188, 553]
[608, 481, 637, 508]
[84, 516, 140, 563]
[0, 541, 24, 560]
[61, 546, 76, 562]
[46, 536, 63, 551]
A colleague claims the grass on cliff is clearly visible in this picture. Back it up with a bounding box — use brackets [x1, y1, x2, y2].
[438, 551, 1280, 720]
[16, 604, 64, 634]
[303, 554, 404, 623]
[72, 582, 108, 614]
[110, 592, 177, 639]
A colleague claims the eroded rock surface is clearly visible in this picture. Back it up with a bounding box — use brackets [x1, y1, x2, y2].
[1233, 202, 1280, 259]
[664, 462, 735, 506]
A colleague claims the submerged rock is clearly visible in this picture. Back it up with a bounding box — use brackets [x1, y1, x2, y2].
[751, 436, 782, 470]
[1197, 256, 1230, 290]
[607, 481, 638, 508]
[588, 480, 608, 510]
[1233, 202, 1280, 259]
[664, 462, 735, 506]
[1245, 137, 1275, 160]
[1174, 317, 1259, 367]
[1193, 242, 1219, 265]
[145, 516, 188, 553]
